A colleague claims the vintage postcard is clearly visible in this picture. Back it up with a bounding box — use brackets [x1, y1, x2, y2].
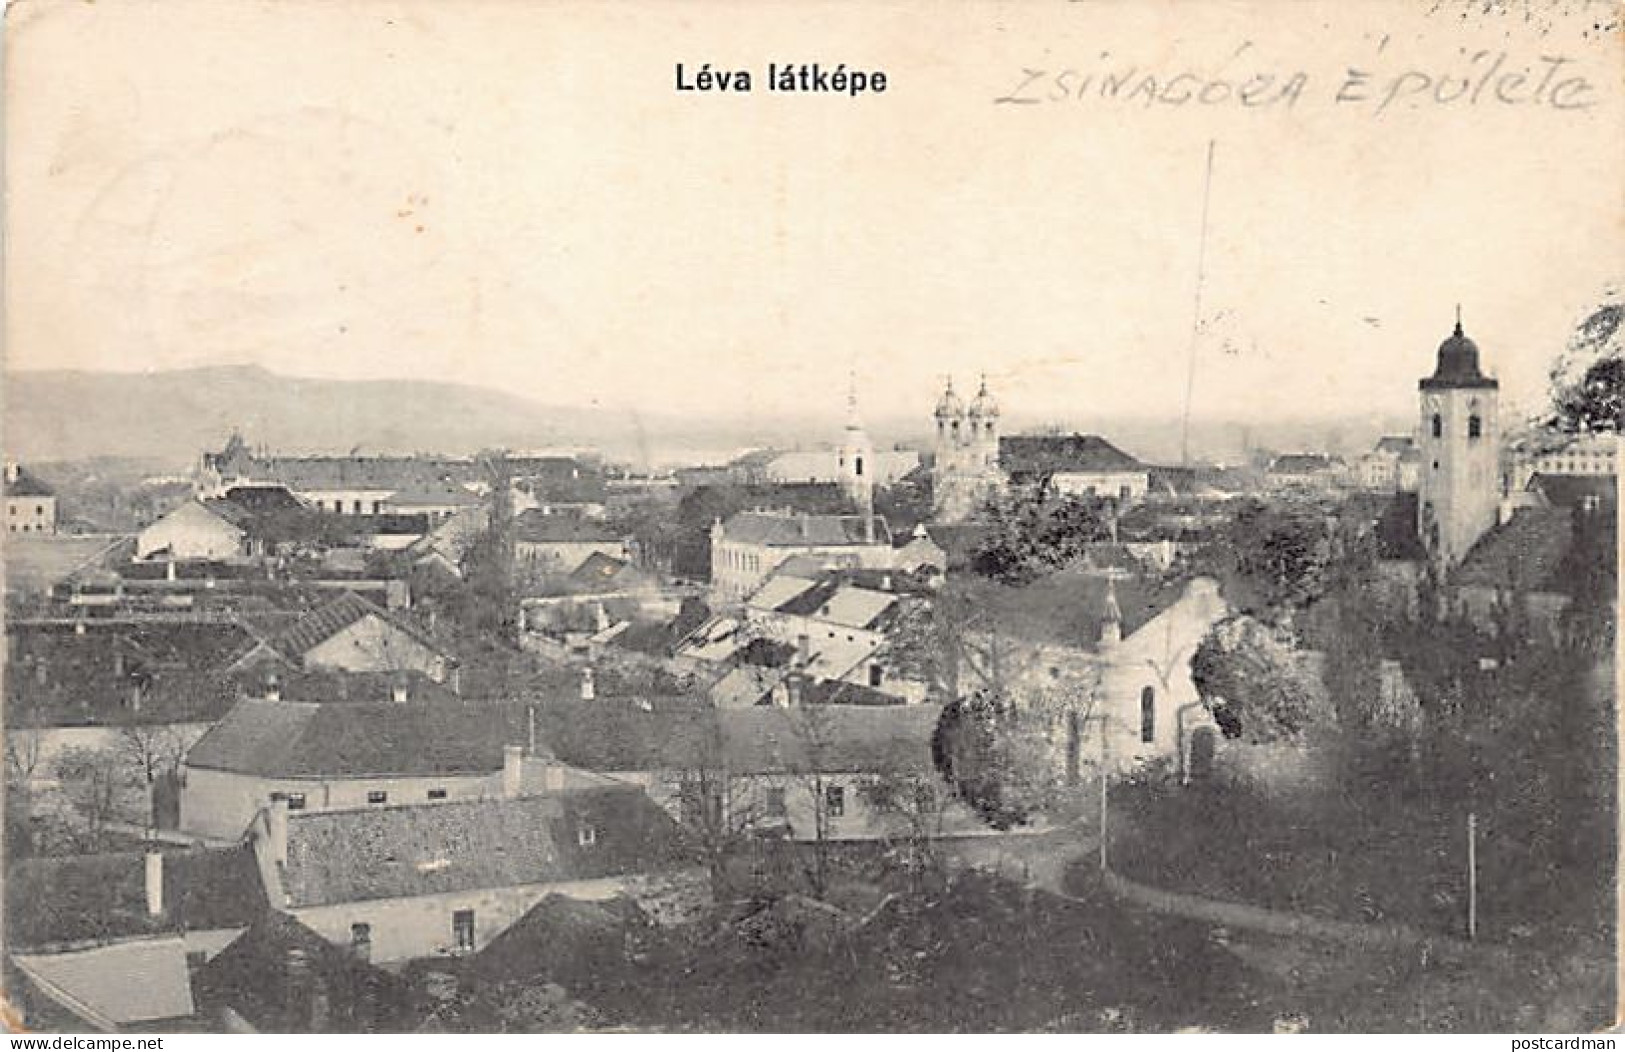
[2, 0, 1620, 1035]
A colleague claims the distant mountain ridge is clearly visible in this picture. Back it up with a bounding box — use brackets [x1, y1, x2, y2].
[3, 365, 629, 467]
[3, 364, 1412, 470]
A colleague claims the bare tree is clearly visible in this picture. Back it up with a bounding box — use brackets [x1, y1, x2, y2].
[118, 722, 188, 786]
[52, 746, 137, 842]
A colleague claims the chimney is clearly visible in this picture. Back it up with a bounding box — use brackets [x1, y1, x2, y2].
[165, 560, 177, 582]
[2, 461, 17, 485]
[796, 633, 811, 669]
[267, 796, 290, 865]
[786, 673, 803, 708]
[145, 851, 164, 917]
[880, 574, 893, 592]
[502, 744, 524, 798]
[579, 666, 596, 701]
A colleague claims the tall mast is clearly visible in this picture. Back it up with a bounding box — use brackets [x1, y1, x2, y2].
[1179, 139, 1217, 468]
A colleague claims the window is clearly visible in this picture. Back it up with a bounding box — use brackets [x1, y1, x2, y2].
[367, 790, 388, 805]
[1119, 486, 1131, 501]
[1468, 415, 1482, 439]
[826, 785, 845, 818]
[35, 505, 43, 516]
[855, 456, 864, 477]
[372, 501, 383, 514]
[1140, 686, 1156, 743]
[1431, 414, 1442, 438]
[7, 506, 13, 516]
[452, 909, 476, 952]
[868, 663, 884, 687]
[765, 786, 787, 818]
[577, 823, 598, 847]
[427, 788, 447, 800]
[350, 923, 372, 958]
[286, 792, 307, 811]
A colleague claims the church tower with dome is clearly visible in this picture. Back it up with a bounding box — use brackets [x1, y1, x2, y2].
[1417, 311, 1501, 568]
[932, 375, 1005, 521]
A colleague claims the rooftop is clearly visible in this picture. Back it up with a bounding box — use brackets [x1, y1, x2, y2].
[999, 434, 1144, 478]
[279, 784, 688, 908]
[720, 510, 891, 548]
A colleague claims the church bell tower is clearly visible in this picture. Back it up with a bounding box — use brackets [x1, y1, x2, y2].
[1417, 310, 1500, 568]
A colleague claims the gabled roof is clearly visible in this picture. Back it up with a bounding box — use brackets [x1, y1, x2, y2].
[265, 591, 441, 661]
[184, 698, 521, 778]
[776, 582, 898, 629]
[999, 434, 1144, 477]
[720, 511, 891, 548]
[6, 844, 264, 949]
[13, 939, 196, 1027]
[513, 510, 626, 544]
[1374, 435, 1416, 455]
[279, 784, 687, 908]
[717, 704, 942, 776]
[5, 468, 54, 498]
[193, 911, 418, 1032]
[383, 479, 482, 508]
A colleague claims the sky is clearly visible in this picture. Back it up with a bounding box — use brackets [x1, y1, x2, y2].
[6, 0, 1623, 434]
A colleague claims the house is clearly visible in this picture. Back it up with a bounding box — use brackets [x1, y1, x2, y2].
[1354, 436, 1421, 493]
[228, 591, 452, 682]
[198, 435, 481, 516]
[709, 510, 894, 601]
[179, 697, 537, 838]
[379, 479, 483, 523]
[1505, 430, 1616, 493]
[5, 846, 264, 1031]
[136, 501, 248, 561]
[513, 510, 631, 575]
[1265, 453, 1348, 495]
[1448, 501, 1612, 641]
[705, 704, 986, 842]
[999, 434, 1153, 503]
[243, 779, 695, 964]
[192, 911, 420, 1032]
[5, 461, 58, 535]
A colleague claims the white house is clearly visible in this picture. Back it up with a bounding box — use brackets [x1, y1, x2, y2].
[710, 510, 894, 602]
[243, 780, 696, 964]
[136, 501, 247, 561]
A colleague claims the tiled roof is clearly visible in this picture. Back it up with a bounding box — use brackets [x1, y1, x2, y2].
[5, 468, 55, 498]
[266, 591, 440, 661]
[717, 704, 942, 776]
[279, 784, 688, 908]
[1528, 473, 1616, 509]
[530, 697, 716, 771]
[252, 456, 476, 493]
[6, 844, 264, 948]
[513, 510, 626, 544]
[776, 582, 897, 629]
[1374, 435, 1416, 455]
[383, 480, 481, 508]
[999, 434, 1144, 477]
[193, 911, 418, 1032]
[721, 511, 891, 548]
[1453, 508, 1575, 592]
[234, 669, 457, 705]
[184, 698, 525, 778]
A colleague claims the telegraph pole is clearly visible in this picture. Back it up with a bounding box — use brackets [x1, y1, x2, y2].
[1466, 812, 1478, 940]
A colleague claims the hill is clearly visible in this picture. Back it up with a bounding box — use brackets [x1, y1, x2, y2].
[3, 365, 618, 466]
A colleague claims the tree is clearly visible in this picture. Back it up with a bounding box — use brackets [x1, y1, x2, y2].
[863, 770, 954, 893]
[664, 716, 768, 899]
[1189, 615, 1327, 743]
[52, 746, 137, 841]
[1547, 291, 1623, 433]
[118, 723, 188, 787]
[970, 492, 1113, 585]
[1206, 500, 1335, 619]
